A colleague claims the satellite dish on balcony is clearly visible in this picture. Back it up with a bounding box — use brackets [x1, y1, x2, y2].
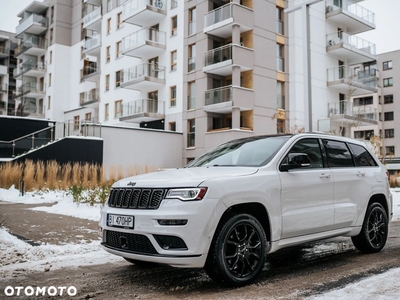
[154, 0, 163, 9]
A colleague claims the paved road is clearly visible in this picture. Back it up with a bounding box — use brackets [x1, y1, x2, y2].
[1, 202, 400, 299]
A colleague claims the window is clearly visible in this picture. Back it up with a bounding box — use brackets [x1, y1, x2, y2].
[348, 143, 377, 167]
[277, 81, 285, 109]
[116, 41, 122, 58]
[171, 16, 177, 36]
[187, 119, 195, 147]
[117, 12, 124, 29]
[107, 18, 111, 34]
[47, 96, 51, 110]
[383, 77, 393, 87]
[105, 74, 110, 91]
[169, 122, 176, 131]
[276, 7, 284, 35]
[354, 130, 374, 140]
[188, 7, 196, 35]
[188, 44, 196, 72]
[50, 6, 54, 24]
[188, 81, 195, 110]
[115, 100, 122, 118]
[74, 116, 80, 130]
[105, 103, 109, 121]
[277, 119, 285, 134]
[384, 112, 394, 121]
[81, 46, 84, 59]
[115, 70, 121, 87]
[353, 96, 373, 106]
[171, 50, 177, 71]
[383, 61, 393, 70]
[50, 28, 53, 44]
[85, 112, 92, 121]
[170, 85, 176, 107]
[324, 139, 353, 168]
[385, 129, 394, 138]
[284, 139, 323, 169]
[106, 46, 110, 63]
[48, 73, 52, 86]
[79, 92, 84, 104]
[384, 94, 393, 104]
[385, 146, 395, 156]
[49, 51, 52, 64]
[276, 43, 284, 71]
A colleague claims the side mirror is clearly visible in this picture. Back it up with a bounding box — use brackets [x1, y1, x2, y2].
[280, 153, 311, 171]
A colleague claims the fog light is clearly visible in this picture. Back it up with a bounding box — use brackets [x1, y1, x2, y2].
[153, 235, 188, 250]
[157, 219, 188, 226]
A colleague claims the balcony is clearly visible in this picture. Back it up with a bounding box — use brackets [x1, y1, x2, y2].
[203, 44, 253, 76]
[82, 61, 100, 82]
[121, 63, 165, 91]
[123, 0, 166, 27]
[13, 62, 46, 78]
[120, 99, 165, 122]
[83, 6, 102, 31]
[16, 14, 48, 37]
[327, 101, 378, 126]
[0, 65, 7, 75]
[84, 0, 102, 5]
[80, 88, 100, 107]
[326, 32, 375, 64]
[327, 66, 378, 95]
[15, 36, 47, 57]
[326, 0, 375, 34]
[204, 85, 254, 113]
[84, 33, 101, 56]
[16, 82, 45, 99]
[122, 27, 166, 59]
[0, 84, 7, 93]
[203, 3, 253, 38]
[0, 46, 8, 58]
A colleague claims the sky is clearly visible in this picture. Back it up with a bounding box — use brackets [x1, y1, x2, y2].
[1, 185, 400, 297]
[0, 0, 399, 54]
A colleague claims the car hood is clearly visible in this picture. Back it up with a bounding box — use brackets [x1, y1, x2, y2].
[112, 167, 258, 188]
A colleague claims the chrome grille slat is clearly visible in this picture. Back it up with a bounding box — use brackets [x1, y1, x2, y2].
[108, 188, 166, 209]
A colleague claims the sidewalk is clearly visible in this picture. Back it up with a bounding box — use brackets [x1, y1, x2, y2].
[0, 201, 100, 245]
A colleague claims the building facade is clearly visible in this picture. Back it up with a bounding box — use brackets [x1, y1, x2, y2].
[0, 30, 17, 115]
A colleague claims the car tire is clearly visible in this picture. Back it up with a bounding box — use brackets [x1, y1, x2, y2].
[351, 202, 388, 253]
[123, 257, 158, 268]
[205, 213, 267, 287]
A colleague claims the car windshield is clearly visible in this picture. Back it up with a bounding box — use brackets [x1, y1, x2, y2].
[187, 135, 291, 167]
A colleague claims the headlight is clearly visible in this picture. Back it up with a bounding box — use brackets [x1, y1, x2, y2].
[166, 187, 208, 201]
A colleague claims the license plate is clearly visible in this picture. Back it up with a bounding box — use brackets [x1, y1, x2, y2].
[107, 214, 134, 229]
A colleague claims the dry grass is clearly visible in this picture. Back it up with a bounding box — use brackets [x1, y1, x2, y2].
[0, 160, 156, 191]
[390, 171, 400, 188]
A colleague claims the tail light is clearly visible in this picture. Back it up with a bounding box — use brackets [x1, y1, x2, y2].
[386, 171, 390, 181]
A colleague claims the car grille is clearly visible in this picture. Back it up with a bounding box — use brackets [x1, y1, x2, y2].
[108, 188, 167, 209]
[104, 230, 158, 254]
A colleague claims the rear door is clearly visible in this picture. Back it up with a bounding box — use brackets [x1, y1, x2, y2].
[279, 138, 334, 238]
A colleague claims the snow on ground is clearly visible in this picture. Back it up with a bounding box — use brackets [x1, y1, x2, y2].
[0, 187, 400, 297]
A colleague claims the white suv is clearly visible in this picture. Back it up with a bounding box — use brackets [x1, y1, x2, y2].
[99, 133, 392, 286]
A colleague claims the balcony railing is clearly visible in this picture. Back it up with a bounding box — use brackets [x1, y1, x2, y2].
[328, 101, 377, 121]
[16, 14, 48, 36]
[276, 20, 283, 35]
[83, 6, 102, 27]
[326, 0, 375, 24]
[277, 95, 285, 110]
[123, 63, 166, 82]
[204, 44, 232, 67]
[80, 88, 99, 105]
[327, 66, 377, 88]
[122, 98, 164, 115]
[123, 0, 166, 18]
[205, 85, 232, 106]
[0, 46, 9, 56]
[187, 96, 195, 110]
[84, 33, 101, 51]
[13, 62, 46, 77]
[188, 57, 196, 72]
[204, 3, 233, 28]
[122, 27, 166, 49]
[0, 84, 7, 92]
[15, 36, 47, 56]
[17, 82, 45, 95]
[118, 0, 128, 6]
[326, 32, 376, 56]
[83, 64, 99, 77]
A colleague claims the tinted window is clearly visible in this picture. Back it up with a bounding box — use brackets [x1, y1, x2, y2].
[323, 140, 354, 168]
[284, 138, 324, 169]
[348, 143, 378, 167]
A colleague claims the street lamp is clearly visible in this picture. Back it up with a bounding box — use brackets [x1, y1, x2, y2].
[285, 0, 323, 132]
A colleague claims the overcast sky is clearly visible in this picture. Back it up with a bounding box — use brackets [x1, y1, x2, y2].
[0, 0, 399, 54]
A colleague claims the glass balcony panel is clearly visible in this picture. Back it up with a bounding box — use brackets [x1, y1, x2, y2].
[16, 14, 48, 36]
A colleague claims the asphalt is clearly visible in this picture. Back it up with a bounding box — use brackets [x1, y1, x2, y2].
[0, 201, 100, 246]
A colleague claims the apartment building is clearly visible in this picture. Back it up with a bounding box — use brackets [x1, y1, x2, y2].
[0, 30, 17, 115]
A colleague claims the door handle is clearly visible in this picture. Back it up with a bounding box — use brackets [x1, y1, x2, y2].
[319, 173, 331, 179]
[357, 171, 365, 177]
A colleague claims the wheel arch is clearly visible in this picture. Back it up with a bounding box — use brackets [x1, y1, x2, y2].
[368, 193, 389, 216]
